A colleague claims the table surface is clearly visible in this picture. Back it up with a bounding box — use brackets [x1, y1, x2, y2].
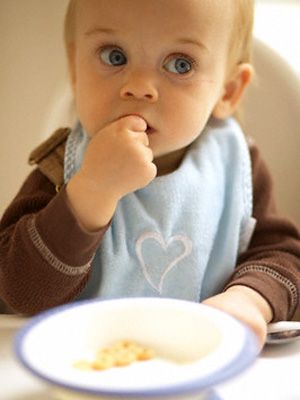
[1, 315, 300, 400]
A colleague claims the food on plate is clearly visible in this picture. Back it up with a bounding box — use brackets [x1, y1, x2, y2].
[74, 340, 155, 371]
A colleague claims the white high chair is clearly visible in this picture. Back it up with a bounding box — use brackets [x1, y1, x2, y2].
[243, 38, 300, 228]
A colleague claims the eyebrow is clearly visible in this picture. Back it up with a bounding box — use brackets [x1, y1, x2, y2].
[177, 38, 209, 52]
[85, 27, 118, 36]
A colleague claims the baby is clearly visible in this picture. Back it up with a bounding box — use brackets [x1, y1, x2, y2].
[1, 0, 299, 350]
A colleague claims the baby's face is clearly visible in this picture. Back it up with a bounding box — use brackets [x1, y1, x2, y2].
[71, 0, 235, 171]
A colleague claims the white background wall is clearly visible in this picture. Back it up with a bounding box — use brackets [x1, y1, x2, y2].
[1, 1, 300, 226]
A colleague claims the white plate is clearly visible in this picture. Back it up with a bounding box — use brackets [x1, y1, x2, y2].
[14, 298, 258, 400]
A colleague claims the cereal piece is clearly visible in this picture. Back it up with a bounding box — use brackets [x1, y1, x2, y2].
[137, 347, 155, 361]
[114, 349, 137, 367]
[92, 353, 115, 370]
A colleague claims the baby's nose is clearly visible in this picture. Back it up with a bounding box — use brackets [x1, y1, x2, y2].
[120, 74, 158, 102]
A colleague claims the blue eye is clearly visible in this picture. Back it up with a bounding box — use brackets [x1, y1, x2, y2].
[100, 48, 127, 66]
[165, 57, 193, 74]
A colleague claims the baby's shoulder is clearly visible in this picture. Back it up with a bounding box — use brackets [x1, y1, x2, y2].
[28, 127, 71, 190]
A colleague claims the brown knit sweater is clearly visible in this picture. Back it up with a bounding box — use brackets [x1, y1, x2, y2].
[0, 129, 299, 319]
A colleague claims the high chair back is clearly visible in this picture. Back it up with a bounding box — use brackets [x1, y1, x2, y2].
[243, 39, 300, 227]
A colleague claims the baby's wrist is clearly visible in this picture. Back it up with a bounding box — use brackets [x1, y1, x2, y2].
[66, 174, 118, 232]
[225, 285, 273, 324]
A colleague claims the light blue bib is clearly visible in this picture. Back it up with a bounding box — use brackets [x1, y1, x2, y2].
[64, 118, 256, 302]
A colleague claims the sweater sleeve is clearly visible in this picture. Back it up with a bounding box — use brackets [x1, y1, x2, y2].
[225, 143, 300, 321]
[0, 169, 108, 315]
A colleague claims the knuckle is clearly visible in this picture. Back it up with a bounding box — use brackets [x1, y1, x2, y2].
[143, 161, 157, 183]
[115, 117, 130, 132]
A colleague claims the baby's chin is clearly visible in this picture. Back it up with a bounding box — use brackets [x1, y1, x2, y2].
[153, 148, 188, 176]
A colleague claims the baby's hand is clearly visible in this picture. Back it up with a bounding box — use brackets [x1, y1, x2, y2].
[202, 285, 273, 351]
[67, 116, 157, 231]
[83, 115, 156, 198]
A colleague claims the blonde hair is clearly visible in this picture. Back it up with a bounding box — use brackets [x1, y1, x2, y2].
[230, 0, 255, 123]
[230, 0, 255, 66]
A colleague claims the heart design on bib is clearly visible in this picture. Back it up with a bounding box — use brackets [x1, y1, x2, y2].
[135, 232, 193, 293]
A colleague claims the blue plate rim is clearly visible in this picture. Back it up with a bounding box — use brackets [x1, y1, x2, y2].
[14, 298, 258, 398]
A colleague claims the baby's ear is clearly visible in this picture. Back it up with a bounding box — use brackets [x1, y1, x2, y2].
[212, 63, 253, 119]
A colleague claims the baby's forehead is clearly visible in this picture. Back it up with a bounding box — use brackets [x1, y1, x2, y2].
[74, 0, 235, 37]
